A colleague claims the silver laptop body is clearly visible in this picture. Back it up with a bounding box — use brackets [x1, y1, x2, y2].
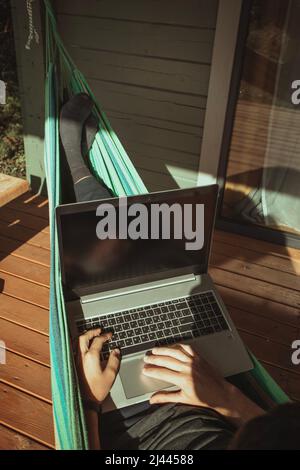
[56, 186, 253, 412]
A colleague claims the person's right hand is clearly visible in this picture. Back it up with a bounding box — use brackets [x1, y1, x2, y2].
[143, 343, 264, 427]
[76, 328, 120, 404]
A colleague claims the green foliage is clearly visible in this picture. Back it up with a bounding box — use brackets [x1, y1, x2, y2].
[0, 0, 25, 178]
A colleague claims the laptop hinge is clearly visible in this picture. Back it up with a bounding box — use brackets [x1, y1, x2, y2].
[81, 273, 196, 304]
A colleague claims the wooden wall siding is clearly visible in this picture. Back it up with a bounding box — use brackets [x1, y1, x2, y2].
[54, 0, 219, 191]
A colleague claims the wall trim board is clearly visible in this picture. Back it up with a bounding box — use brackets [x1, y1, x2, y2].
[10, 0, 45, 194]
[197, 0, 243, 187]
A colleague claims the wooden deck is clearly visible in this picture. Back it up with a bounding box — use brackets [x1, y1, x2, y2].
[0, 191, 300, 449]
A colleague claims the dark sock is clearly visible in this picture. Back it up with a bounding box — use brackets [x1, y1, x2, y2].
[60, 93, 94, 183]
[60, 93, 113, 202]
[83, 113, 98, 155]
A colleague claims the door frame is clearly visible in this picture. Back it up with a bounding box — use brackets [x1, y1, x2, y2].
[197, 0, 245, 187]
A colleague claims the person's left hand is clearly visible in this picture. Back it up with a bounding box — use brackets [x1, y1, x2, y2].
[76, 328, 120, 403]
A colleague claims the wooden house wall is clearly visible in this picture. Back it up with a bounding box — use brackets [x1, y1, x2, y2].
[54, 0, 219, 191]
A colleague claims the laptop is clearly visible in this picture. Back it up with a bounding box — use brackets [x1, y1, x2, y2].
[56, 185, 253, 412]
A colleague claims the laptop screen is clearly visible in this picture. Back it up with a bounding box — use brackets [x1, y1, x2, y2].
[56, 186, 218, 297]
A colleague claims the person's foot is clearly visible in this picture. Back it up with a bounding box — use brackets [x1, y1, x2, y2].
[82, 113, 98, 158]
[60, 92, 95, 182]
[60, 93, 113, 202]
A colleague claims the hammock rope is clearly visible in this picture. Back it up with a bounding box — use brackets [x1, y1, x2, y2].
[25, 0, 39, 50]
[43, 0, 289, 450]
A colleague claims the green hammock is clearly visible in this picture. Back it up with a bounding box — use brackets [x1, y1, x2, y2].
[43, 0, 289, 450]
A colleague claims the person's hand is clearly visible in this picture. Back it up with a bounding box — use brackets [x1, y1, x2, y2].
[143, 344, 229, 409]
[76, 328, 120, 403]
[143, 344, 263, 426]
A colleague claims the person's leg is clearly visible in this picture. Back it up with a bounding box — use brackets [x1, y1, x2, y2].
[60, 93, 113, 202]
[100, 402, 152, 450]
[100, 403, 234, 450]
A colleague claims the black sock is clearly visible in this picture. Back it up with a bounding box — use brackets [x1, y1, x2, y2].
[60, 93, 94, 183]
[60, 93, 113, 202]
[84, 113, 98, 154]
[79, 113, 114, 201]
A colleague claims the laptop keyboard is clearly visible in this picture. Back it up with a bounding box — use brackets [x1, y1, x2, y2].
[77, 290, 229, 362]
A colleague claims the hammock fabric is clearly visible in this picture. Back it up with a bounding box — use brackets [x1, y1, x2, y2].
[43, 0, 289, 450]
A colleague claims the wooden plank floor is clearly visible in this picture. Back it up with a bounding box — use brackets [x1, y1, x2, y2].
[0, 191, 300, 449]
[0, 192, 53, 450]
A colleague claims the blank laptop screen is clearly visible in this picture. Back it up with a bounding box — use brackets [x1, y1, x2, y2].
[57, 186, 218, 297]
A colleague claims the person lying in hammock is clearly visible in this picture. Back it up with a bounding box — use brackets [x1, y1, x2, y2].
[76, 328, 300, 450]
[61, 94, 300, 450]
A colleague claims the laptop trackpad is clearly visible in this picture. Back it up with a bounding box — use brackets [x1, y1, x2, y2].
[119, 355, 172, 399]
